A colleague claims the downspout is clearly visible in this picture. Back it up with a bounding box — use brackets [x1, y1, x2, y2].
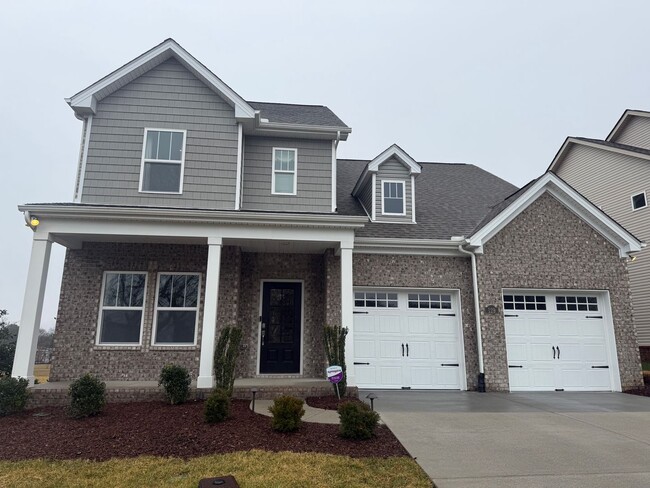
[458, 242, 486, 392]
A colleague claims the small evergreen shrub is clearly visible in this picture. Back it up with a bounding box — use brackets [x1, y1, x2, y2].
[68, 374, 106, 418]
[204, 388, 230, 423]
[0, 377, 29, 416]
[159, 364, 191, 405]
[269, 395, 305, 432]
[214, 327, 243, 396]
[338, 401, 380, 440]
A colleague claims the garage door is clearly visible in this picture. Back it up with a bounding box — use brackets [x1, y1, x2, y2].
[504, 291, 616, 392]
[353, 289, 465, 390]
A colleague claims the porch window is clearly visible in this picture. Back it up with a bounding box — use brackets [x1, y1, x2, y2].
[153, 273, 200, 345]
[382, 180, 405, 215]
[272, 148, 297, 195]
[98, 272, 147, 344]
[139, 128, 186, 193]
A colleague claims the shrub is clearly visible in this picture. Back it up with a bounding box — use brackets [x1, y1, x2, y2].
[269, 395, 305, 432]
[204, 388, 230, 423]
[338, 401, 380, 440]
[0, 376, 29, 416]
[324, 325, 348, 396]
[159, 364, 191, 405]
[68, 374, 106, 418]
[214, 327, 243, 396]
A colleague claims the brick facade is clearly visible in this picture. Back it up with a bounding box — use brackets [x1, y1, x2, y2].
[476, 192, 643, 391]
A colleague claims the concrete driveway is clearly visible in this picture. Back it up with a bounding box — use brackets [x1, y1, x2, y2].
[364, 390, 650, 488]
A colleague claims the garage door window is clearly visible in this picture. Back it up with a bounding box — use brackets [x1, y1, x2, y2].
[503, 294, 546, 311]
[408, 293, 452, 309]
[354, 292, 398, 308]
[556, 296, 598, 312]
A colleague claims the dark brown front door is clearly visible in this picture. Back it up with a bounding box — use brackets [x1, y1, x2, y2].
[260, 282, 302, 374]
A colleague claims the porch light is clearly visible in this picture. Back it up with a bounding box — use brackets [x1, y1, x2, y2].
[366, 392, 378, 411]
[30, 217, 40, 227]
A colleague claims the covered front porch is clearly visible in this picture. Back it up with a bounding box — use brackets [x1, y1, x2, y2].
[13, 204, 366, 391]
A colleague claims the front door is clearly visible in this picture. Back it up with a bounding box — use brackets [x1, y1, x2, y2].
[260, 282, 302, 374]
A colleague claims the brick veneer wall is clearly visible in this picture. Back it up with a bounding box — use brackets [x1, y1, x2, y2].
[236, 252, 327, 378]
[324, 249, 342, 328]
[352, 254, 480, 390]
[476, 192, 643, 391]
[50, 243, 240, 381]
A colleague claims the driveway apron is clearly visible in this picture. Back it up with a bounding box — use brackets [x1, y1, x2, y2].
[364, 391, 650, 488]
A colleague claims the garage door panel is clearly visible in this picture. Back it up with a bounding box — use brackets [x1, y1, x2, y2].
[436, 367, 461, 388]
[406, 315, 429, 334]
[379, 315, 401, 334]
[507, 343, 528, 362]
[530, 343, 553, 361]
[379, 366, 404, 387]
[379, 340, 402, 359]
[408, 341, 431, 360]
[435, 342, 459, 361]
[354, 315, 376, 334]
[355, 366, 377, 386]
[409, 366, 433, 386]
[582, 322, 606, 338]
[532, 368, 556, 388]
[529, 318, 553, 337]
[433, 319, 458, 335]
[353, 340, 376, 359]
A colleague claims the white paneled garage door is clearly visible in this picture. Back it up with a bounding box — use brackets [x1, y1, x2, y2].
[353, 289, 465, 390]
[504, 291, 619, 392]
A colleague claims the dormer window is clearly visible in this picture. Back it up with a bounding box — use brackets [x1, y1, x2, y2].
[272, 148, 297, 195]
[139, 129, 186, 193]
[382, 180, 405, 215]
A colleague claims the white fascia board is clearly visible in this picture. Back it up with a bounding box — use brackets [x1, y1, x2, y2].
[468, 172, 643, 257]
[18, 204, 368, 229]
[68, 39, 255, 119]
[549, 137, 650, 173]
[251, 113, 351, 140]
[352, 144, 421, 196]
[354, 237, 468, 256]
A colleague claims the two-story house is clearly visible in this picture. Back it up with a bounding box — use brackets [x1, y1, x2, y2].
[12, 40, 644, 396]
[549, 110, 650, 362]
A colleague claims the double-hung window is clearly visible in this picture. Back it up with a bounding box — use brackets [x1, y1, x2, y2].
[98, 272, 146, 344]
[153, 273, 200, 345]
[140, 129, 186, 193]
[272, 148, 297, 195]
[382, 180, 405, 215]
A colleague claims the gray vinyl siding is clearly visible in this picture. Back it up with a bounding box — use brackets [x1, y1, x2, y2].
[612, 116, 650, 150]
[556, 144, 650, 345]
[241, 136, 332, 212]
[357, 179, 373, 217]
[81, 58, 238, 209]
[374, 158, 413, 223]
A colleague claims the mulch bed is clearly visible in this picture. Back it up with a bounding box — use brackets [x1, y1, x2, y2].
[0, 399, 408, 462]
[623, 374, 650, 397]
[305, 395, 364, 411]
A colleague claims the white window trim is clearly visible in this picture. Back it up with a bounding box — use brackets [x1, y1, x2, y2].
[631, 191, 647, 211]
[96, 271, 148, 346]
[271, 147, 298, 196]
[381, 179, 406, 216]
[138, 128, 187, 194]
[151, 272, 201, 346]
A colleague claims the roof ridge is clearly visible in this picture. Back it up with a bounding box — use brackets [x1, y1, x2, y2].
[248, 100, 329, 108]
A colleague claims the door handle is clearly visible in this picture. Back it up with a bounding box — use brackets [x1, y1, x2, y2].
[402, 343, 404, 357]
[406, 343, 409, 357]
[557, 346, 560, 359]
[552, 346, 556, 359]
[261, 322, 266, 346]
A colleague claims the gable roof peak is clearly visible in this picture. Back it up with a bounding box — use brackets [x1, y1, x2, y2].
[351, 144, 422, 196]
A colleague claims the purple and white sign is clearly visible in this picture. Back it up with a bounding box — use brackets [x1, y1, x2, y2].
[326, 365, 343, 384]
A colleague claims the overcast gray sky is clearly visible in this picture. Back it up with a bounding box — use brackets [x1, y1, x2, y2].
[1, 1, 649, 330]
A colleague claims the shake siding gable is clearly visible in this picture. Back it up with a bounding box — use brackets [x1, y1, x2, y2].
[374, 158, 413, 222]
[555, 144, 650, 345]
[241, 136, 332, 212]
[81, 58, 239, 209]
[612, 116, 650, 150]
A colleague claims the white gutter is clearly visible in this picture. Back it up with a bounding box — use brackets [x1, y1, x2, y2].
[458, 242, 486, 392]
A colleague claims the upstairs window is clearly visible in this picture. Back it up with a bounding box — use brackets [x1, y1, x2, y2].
[632, 191, 647, 211]
[140, 129, 186, 193]
[382, 180, 405, 215]
[272, 148, 297, 195]
[98, 272, 146, 344]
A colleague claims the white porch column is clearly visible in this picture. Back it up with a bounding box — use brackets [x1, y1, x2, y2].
[340, 245, 355, 386]
[12, 234, 52, 384]
[197, 237, 222, 389]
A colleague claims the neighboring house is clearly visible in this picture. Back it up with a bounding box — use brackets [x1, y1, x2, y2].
[549, 110, 650, 361]
[12, 39, 644, 393]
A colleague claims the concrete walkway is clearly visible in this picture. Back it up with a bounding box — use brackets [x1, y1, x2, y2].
[251, 399, 341, 424]
[366, 390, 650, 488]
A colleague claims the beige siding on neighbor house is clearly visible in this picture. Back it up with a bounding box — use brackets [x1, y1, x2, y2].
[612, 116, 650, 150]
[81, 58, 239, 209]
[374, 158, 413, 223]
[556, 143, 650, 345]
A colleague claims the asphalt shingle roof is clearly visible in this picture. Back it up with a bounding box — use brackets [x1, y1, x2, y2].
[248, 101, 349, 128]
[337, 159, 518, 239]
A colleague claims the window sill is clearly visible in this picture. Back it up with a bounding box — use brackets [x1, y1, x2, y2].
[94, 345, 142, 351]
[149, 345, 198, 351]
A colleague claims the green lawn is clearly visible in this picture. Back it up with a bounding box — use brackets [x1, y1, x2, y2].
[0, 450, 431, 488]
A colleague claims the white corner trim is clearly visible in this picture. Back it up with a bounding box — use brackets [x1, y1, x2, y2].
[74, 115, 92, 203]
[235, 123, 243, 210]
[411, 174, 416, 223]
[371, 173, 377, 221]
[468, 172, 643, 257]
[331, 140, 337, 212]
